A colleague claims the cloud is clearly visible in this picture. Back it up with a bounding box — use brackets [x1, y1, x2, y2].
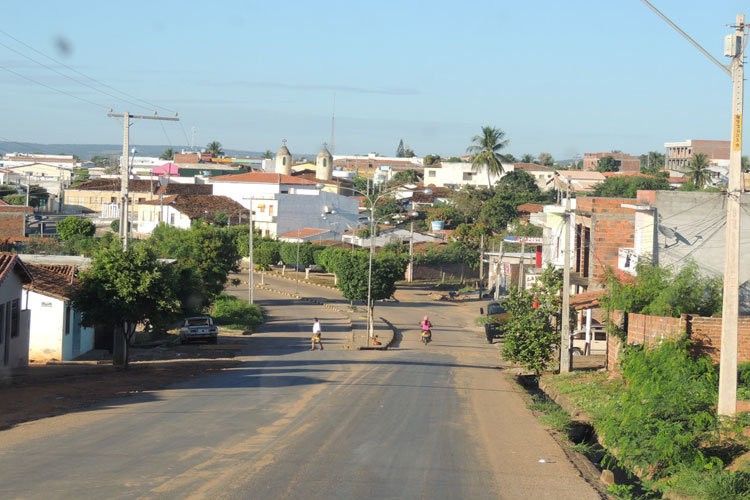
[205, 79, 419, 96]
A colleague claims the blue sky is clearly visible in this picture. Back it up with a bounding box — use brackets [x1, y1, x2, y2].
[0, 1, 747, 160]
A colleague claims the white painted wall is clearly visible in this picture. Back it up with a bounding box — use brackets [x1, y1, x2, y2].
[423, 162, 513, 189]
[0, 270, 28, 368]
[26, 291, 94, 361]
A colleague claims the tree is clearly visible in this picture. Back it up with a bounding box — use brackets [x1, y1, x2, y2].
[537, 152, 554, 167]
[403, 146, 415, 158]
[255, 241, 280, 271]
[450, 185, 492, 222]
[396, 139, 406, 158]
[478, 196, 518, 232]
[500, 153, 517, 163]
[0, 185, 16, 198]
[450, 223, 492, 249]
[426, 203, 466, 229]
[387, 169, 422, 187]
[687, 153, 710, 188]
[336, 250, 407, 319]
[2, 194, 24, 206]
[596, 155, 619, 173]
[57, 216, 95, 241]
[593, 175, 670, 198]
[72, 246, 181, 367]
[206, 141, 224, 158]
[262, 150, 273, 159]
[423, 154, 440, 166]
[497, 170, 540, 194]
[742, 155, 750, 172]
[501, 265, 563, 375]
[466, 126, 509, 188]
[159, 147, 174, 160]
[640, 151, 665, 174]
[520, 154, 535, 163]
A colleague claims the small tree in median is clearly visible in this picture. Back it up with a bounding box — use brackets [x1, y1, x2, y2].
[336, 250, 407, 317]
[72, 246, 181, 367]
[57, 216, 96, 241]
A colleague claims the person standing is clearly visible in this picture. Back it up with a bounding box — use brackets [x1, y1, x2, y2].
[311, 317, 324, 350]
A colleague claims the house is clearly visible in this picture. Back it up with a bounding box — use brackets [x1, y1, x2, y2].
[551, 170, 606, 194]
[516, 203, 544, 224]
[342, 226, 442, 248]
[4, 162, 74, 183]
[664, 139, 730, 172]
[135, 194, 246, 234]
[63, 178, 160, 216]
[0, 253, 32, 369]
[513, 163, 556, 190]
[278, 227, 335, 243]
[583, 152, 641, 172]
[333, 154, 423, 180]
[209, 171, 359, 238]
[24, 264, 94, 362]
[423, 161, 514, 189]
[0, 205, 33, 239]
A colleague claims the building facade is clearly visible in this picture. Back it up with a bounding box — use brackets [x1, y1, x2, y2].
[583, 152, 641, 172]
[423, 161, 513, 189]
[664, 139, 730, 172]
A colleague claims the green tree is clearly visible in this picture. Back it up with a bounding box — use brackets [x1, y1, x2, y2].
[478, 196, 517, 232]
[262, 150, 273, 159]
[403, 146, 416, 158]
[206, 141, 224, 158]
[537, 152, 554, 167]
[2, 194, 25, 205]
[254, 240, 280, 270]
[423, 154, 440, 166]
[56, 216, 96, 241]
[467, 126, 509, 188]
[396, 139, 406, 158]
[742, 155, 750, 172]
[520, 154, 535, 163]
[336, 250, 407, 318]
[387, 169, 422, 187]
[500, 153, 517, 163]
[596, 155, 619, 173]
[592, 175, 670, 198]
[501, 265, 563, 375]
[449, 185, 492, 222]
[640, 151, 665, 174]
[496, 170, 539, 194]
[687, 153, 710, 188]
[450, 223, 492, 249]
[159, 147, 174, 160]
[0, 184, 16, 198]
[425, 203, 466, 229]
[72, 245, 181, 367]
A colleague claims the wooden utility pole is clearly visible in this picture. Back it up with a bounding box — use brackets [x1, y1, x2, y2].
[107, 111, 178, 251]
[560, 179, 573, 374]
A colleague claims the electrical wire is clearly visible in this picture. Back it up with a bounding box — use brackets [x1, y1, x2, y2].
[0, 64, 106, 109]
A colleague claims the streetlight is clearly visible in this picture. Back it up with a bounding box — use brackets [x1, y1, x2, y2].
[365, 187, 431, 342]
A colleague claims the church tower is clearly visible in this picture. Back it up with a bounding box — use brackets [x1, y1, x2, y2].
[316, 143, 333, 180]
[275, 139, 292, 175]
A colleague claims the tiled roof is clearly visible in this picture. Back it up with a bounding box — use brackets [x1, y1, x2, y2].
[211, 172, 316, 185]
[24, 264, 78, 300]
[291, 170, 344, 186]
[0, 253, 32, 287]
[156, 183, 213, 196]
[514, 163, 555, 172]
[142, 194, 245, 222]
[569, 290, 606, 310]
[556, 170, 606, 180]
[71, 178, 158, 193]
[516, 203, 544, 213]
[278, 227, 330, 239]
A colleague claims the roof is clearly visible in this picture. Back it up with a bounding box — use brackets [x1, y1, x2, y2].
[276, 144, 292, 157]
[516, 203, 544, 213]
[24, 264, 78, 300]
[0, 253, 32, 287]
[569, 290, 606, 310]
[291, 169, 344, 186]
[514, 163, 555, 172]
[210, 172, 316, 185]
[601, 171, 650, 178]
[141, 194, 245, 221]
[70, 178, 158, 193]
[278, 227, 330, 239]
[156, 183, 213, 196]
[556, 170, 606, 180]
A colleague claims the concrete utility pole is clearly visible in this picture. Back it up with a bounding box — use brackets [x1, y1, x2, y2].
[560, 179, 573, 374]
[408, 220, 414, 283]
[641, 1, 745, 417]
[517, 241, 526, 291]
[107, 111, 178, 251]
[479, 234, 485, 285]
[249, 209, 254, 305]
[494, 241, 504, 300]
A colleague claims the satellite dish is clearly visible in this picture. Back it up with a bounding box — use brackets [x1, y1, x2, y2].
[658, 225, 676, 239]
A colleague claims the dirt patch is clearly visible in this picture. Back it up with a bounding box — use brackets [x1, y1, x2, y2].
[0, 359, 241, 432]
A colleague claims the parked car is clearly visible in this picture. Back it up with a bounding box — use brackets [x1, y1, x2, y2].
[479, 300, 510, 343]
[571, 326, 607, 355]
[179, 316, 218, 344]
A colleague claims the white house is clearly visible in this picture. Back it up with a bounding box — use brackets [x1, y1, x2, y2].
[423, 161, 514, 189]
[529, 200, 577, 270]
[24, 264, 94, 362]
[513, 163, 557, 191]
[0, 253, 32, 369]
[5, 162, 74, 183]
[342, 227, 443, 248]
[135, 194, 246, 235]
[209, 172, 359, 238]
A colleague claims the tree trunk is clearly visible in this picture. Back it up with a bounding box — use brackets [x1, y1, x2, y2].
[112, 324, 126, 366]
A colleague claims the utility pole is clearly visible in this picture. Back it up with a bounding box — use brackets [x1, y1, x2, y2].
[108, 111, 178, 251]
[494, 241, 504, 300]
[249, 208, 254, 305]
[719, 15, 745, 416]
[560, 178, 573, 374]
[408, 220, 414, 282]
[295, 227, 301, 294]
[479, 234, 485, 285]
[517, 241, 526, 291]
[641, 1, 746, 417]
[25, 174, 30, 207]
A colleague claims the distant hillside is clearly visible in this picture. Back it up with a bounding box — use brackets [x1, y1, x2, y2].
[0, 142, 296, 161]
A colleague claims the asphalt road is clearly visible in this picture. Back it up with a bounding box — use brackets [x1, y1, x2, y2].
[0, 276, 602, 500]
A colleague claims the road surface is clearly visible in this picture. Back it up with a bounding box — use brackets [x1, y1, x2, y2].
[0, 275, 601, 499]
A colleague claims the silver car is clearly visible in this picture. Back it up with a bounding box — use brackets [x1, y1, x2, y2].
[179, 316, 219, 344]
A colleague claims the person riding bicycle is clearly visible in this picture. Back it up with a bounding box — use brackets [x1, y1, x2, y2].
[420, 316, 432, 340]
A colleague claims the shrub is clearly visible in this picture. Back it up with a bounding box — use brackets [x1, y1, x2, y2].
[599, 340, 722, 480]
[212, 293, 264, 331]
[57, 216, 96, 241]
[3, 194, 26, 205]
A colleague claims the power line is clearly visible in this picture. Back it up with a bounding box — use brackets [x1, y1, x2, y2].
[0, 29, 178, 114]
[0, 64, 106, 109]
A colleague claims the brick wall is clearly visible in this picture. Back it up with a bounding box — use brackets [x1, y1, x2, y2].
[606, 310, 750, 371]
[0, 206, 32, 239]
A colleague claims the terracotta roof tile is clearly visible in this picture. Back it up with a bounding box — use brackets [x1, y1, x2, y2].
[142, 194, 245, 223]
[517, 203, 544, 213]
[156, 183, 213, 196]
[24, 264, 78, 300]
[0, 253, 32, 287]
[278, 227, 330, 239]
[211, 172, 316, 185]
[71, 178, 158, 193]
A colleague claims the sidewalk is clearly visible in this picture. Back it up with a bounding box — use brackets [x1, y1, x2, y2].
[237, 270, 395, 350]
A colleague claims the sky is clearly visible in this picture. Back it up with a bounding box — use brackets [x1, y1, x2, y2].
[0, 1, 748, 160]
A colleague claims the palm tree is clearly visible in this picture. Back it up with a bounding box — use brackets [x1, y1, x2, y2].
[687, 153, 710, 188]
[159, 147, 174, 161]
[262, 150, 273, 159]
[466, 126, 509, 188]
[206, 141, 224, 158]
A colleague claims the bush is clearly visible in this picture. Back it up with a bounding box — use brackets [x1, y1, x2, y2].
[599, 340, 722, 480]
[57, 216, 96, 241]
[212, 293, 264, 331]
[254, 240, 280, 270]
[3, 194, 26, 205]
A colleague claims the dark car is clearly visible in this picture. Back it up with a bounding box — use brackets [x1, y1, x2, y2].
[479, 300, 510, 343]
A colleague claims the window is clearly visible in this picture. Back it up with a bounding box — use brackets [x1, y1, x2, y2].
[323, 159, 327, 167]
[10, 299, 19, 338]
[282, 157, 287, 166]
[462, 172, 473, 181]
[268, 205, 274, 216]
[170, 214, 175, 225]
[65, 306, 71, 335]
[428, 171, 436, 177]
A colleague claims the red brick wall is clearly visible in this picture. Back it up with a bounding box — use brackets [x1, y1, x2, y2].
[687, 315, 750, 363]
[627, 313, 684, 344]
[0, 206, 31, 239]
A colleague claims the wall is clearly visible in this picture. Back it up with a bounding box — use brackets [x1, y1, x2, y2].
[26, 290, 64, 361]
[0, 206, 32, 238]
[423, 162, 513, 189]
[0, 271, 28, 368]
[410, 262, 479, 281]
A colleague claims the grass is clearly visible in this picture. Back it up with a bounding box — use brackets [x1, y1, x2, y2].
[212, 293, 264, 331]
[669, 468, 750, 500]
[527, 394, 572, 432]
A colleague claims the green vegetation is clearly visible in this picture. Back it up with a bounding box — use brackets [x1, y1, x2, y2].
[687, 153, 711, 188]
[159, 147, 174, 160]
[501, 265, 563, 375]
[527, 394, 572, 432]
[592, 175, 670, 198]
[537, 152, 554, 167]
[206, 140, 224, 157]
[335, 249, 407, 315]
[56, 216, 95, 241]
[466, 125, 509, 188]
[596, 155, 619, 173]
[212, 293, 263, 331]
